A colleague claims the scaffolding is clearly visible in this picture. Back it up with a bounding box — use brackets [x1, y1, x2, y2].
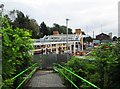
[33, 34, 84, 55]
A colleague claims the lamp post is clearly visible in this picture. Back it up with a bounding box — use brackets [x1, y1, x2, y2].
[66, 18, 69, 51]
[0, 4, 4, 17]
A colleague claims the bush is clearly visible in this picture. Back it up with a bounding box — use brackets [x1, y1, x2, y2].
[59, 56, 97, 88]
[59, 42, 120, 88]
[1, 17, 33, 89]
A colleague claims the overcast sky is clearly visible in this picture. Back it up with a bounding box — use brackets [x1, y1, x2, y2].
[0, 0, 119, 37]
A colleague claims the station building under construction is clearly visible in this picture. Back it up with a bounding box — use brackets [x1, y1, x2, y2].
[33, 29, 85, 55]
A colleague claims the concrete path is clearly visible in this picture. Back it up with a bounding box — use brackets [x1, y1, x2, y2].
[25, 70, 66, 89]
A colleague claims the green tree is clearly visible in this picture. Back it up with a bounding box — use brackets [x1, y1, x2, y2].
[40, 22, 49, 37]
[6, 10, 40, 38]
[11, 10, 30, 29]
[84, 36, 93, 42]
[112, 36, 117, 41]
[59, 42, 120, 88]
[109, 38, 120, 88]
[50, 23, 72, 35]
[28, 19, 40, 38]
[91, 43, 119, 88]
[2, 17, 33, 89]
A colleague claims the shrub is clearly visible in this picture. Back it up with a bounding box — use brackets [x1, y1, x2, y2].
[59, 42, 120, 88]
[1, 17, 33, 89]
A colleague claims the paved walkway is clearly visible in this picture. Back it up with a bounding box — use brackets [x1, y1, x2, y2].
[25, 70, 66, 89]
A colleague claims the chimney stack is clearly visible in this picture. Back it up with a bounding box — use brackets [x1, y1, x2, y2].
[75, 29, 82, 34]
[53, 31, 59, 35]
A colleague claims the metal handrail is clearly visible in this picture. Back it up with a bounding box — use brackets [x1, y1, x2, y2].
[16, 66, 37, 89]
[53, 63, 100, 89]
[2, 63, 38, 89]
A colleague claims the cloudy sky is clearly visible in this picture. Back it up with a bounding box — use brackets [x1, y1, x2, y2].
[0, 0, 119, 37]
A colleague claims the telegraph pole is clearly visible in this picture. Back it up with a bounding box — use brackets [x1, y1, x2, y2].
[66, 18, 69, 51]
[101, 24, 103, 33]
[66, 18, 69, 60]
[93, 31, 94, 48]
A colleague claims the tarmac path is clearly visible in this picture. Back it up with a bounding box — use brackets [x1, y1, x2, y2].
[25, 70, 66, 89]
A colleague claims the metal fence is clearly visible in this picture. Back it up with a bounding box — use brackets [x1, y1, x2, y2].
[32, 54, 72, 69]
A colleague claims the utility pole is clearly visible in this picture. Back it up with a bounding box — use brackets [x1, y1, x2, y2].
[101, 24, 103, 33]
[93, 31, 94, 48]
[66, 18, 69, 51]
[66, 18, 69, 60]
[86, 26, 88, 36]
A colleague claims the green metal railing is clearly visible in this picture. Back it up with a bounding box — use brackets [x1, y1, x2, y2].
[53, 63, 100, 89]
[2, 63, 38, 89]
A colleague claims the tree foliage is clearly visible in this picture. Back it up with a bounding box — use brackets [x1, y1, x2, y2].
[40, 22, 50, 37]
[50, 23, 72, 35]
[112, 36, 117, 41]
[1, 17, 33, 89]
[5, 10, 74, 39]
[60, 41, 120, 88]
[5, 10, 40, 39]
[83, 36, 93, 42]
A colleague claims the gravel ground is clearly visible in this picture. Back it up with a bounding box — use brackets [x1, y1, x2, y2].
[26, 70, 66, 88]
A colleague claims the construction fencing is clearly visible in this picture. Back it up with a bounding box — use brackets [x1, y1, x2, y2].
[32, 54, 72, 69]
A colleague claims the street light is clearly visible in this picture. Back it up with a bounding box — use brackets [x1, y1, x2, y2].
[0, 4, 4, 17]
[66, 18, 69, 50]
